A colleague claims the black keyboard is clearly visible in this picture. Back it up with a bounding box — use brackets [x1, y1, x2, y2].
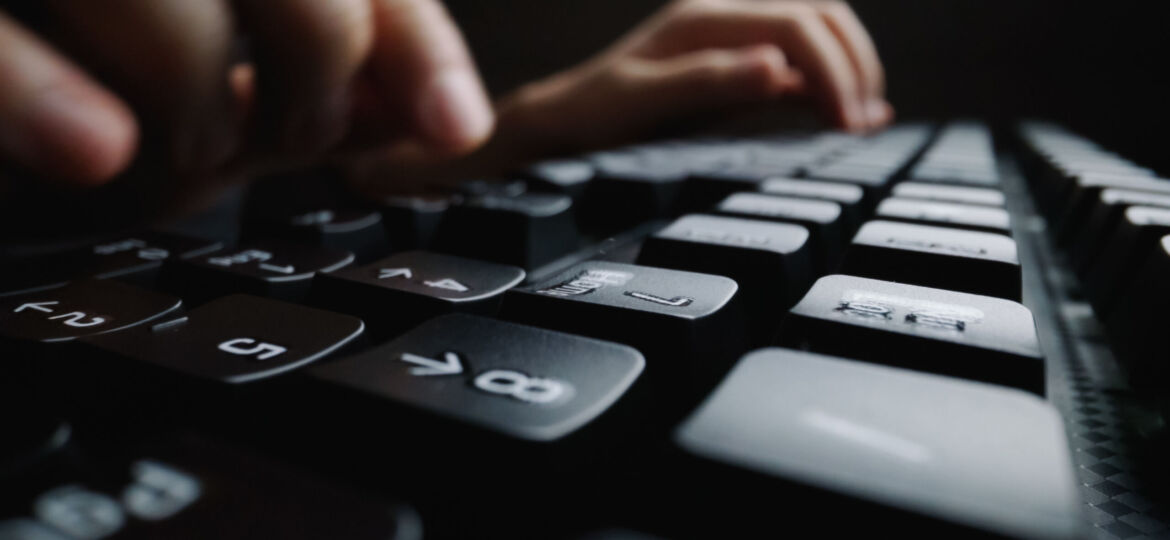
[3, 121, 1169, 540]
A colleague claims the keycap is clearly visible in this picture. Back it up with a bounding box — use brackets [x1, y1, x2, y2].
[379, 196, 448, 251]
[840, 220, 1021, 300]
[758, 177, 866, 231]
[162, 242, 354, 305]
[891, 182, 1005, 207]
[81, 295, 364, 385]
[1, 433, 422, 540]
[522, 158, 595, 200]
[806, 163, 894, 201]
[0, 279, 182, 343]
[1105, 235, 1170, 382]
[714, 192, 844, 270]
[673, 348, 1081, 539]
[311, 250, 524, 338]
[0, 232, 221, 297]
[779, 275, 1044, 394]
[875, 198, 1012, 236]
[1066, 188, 1170, 273]
[433, 191, 579, 270]
[1050, 173, 1170, 240]
[1084, 206, 1170, 315]
[242, 167, 390, 263]
[308, 314, 644, 442]
[581, 151, 688, 229]
[636, 214, 812, 339]
[502, 261, 747, 386]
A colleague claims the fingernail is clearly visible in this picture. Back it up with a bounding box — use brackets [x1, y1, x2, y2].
[417, 69, 494, 152]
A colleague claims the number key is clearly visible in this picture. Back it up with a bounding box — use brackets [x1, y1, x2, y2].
[162, 242, 354, 305]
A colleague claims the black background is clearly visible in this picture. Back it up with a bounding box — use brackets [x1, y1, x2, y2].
[446, 0, 1170, 171]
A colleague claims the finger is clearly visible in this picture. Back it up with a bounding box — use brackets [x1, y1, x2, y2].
[0, 10, 137, 185]
[812, 0, 890, 127]
[366, 0, 494, 154]
[48, 0, 240, 172]
[630, 45, 800, 121]
[650, 1, 867, 130]
[235, 0, 374, 153]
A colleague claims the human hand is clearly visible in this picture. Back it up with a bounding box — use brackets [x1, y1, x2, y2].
[0, 0, 494, 187]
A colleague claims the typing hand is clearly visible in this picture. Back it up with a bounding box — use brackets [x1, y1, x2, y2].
[0, 0, 494, 187]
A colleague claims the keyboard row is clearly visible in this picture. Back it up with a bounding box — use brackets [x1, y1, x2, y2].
[1, 123, 1086, 539]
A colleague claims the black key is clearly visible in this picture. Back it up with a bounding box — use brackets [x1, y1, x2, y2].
[890, 182, 1005, 207]
[759, 177, 866, 231]
[1086, 206, 1170, 316]
[522, 158, 595, 200]
[908, 166, 999, 186]
[308, 314, 643, 441]
[840, 220, 1021, 300]
[714, 193, 844, 271]
[433, 192, 579, 270]
[162, 242, 354, 305]
[0, 232, 221, 297]
[875, 198, 1012, 236]
[1105, 235, 1170, 383]
[582, 152, 688, 229]
[311, 250, 524, 338]
[81, 295, 364, 384]
[672, 348, 1081, 539]
[379, 196, 448, 251]
[636, 214, 812, 339]
[1050, 172, 1170, 239]
[502, 261, 747, 387]
[261, 208, 388, 264]
[0, 279, 181, 343]
[1067, 188, 1170, 274]
[806, 163, 894, 201]
[0, 434, 422, 540]
[779, 275, 1044, 394]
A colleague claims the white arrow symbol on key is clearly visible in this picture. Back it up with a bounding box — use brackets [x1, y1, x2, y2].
[258, 263, 295, 274]
[14, 301, 57, 313]
[379, 268, 412, 279]
[399, 351, 463, 376]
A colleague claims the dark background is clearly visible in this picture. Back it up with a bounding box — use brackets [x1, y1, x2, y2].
[446, 0, 1170, 171]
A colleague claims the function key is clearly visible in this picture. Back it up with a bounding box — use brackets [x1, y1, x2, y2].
[840, 220, 1021, 300]
[779, 275, 1044, 394]
[433, 191, 579, 271]
[503, 261, 747, 387]
[82, 295, 364, 385]
[0, 280, 181, 343]
[308, 314, 644, 442]
[637, 214, 812, 338]
[875, 198, 1011, 236]
[162, 242, 354, 305]
[311, 251, 524, 338]
[673, 348, 1080, 539]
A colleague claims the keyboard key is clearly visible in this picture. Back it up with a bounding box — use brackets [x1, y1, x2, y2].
[502, 261, 747, 386]
[0, 232, 221, 297]
[1105, 235, 1170, 382]
[891, 182, 1005, 207]
[1066, 188, 1170, 273]
[1051, 173, 1170, 240]
[758, 177, 866, 231]
[311, 250, 524, 338]
[1085, 206, 1170, 315]
[433, 192, 579, 270]
[674, 348, 1081, 539]
[308, 314, 644, 441]
[523, 158, 595, 200]
[379, 196, 448, 251]
[82, 295, 364, 384]
[875, 198, 1012, 236]
[582, 152, 687, 229]
[715, 193, 844, 270]
[636, 214, 812, 338]
[779, 275, 1044, 394]
[840, 220, 1021, 300]
[0, 279, 182, 343]
[162, 242, 354, 305]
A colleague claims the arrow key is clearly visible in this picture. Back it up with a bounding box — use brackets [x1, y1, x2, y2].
[162, 242, 354, 305]
[311, 250, 524, 338]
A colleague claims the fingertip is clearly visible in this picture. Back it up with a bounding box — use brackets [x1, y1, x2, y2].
[416, 69, 496, 154]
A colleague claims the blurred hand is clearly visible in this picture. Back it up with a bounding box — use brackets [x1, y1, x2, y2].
[0, 0, 494, 187]
[348, 0, 893, 197]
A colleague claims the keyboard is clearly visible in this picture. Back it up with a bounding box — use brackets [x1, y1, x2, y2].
[2, 121, 1168, 539]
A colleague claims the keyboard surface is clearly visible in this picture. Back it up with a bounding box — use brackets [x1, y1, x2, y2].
[3, 121, 1170, 539]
